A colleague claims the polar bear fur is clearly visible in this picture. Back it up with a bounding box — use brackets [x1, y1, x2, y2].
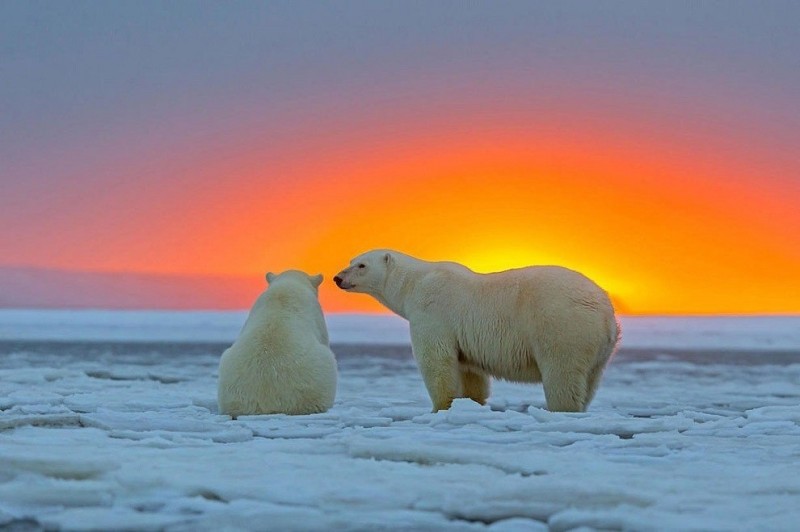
[334, 250, 619, 412]
[218, 270, 337, 417]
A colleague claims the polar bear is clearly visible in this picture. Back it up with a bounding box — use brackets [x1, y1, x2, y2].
[218, 270, 337, 417]
[334, 250, 619, 412]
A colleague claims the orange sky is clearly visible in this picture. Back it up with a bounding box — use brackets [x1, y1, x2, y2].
[3, 4, 799, 314]
[274, 127, 800, 315]
[3, 108, 799, 314]
[57, 116, 798, 315]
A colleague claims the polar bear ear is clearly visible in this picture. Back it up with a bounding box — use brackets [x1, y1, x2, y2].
[383, 252, 392, 265]
[266, 272, 275, 283]
[310, 274, 323, 288]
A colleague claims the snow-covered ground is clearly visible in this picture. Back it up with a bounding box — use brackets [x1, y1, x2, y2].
[1, 312, 800, 530]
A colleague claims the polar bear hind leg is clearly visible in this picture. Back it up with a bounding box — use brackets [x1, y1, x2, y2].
[584, 338, 616, 406]
[583, 360, 606, 407]
[539, 342, 592, 413]
[459, 368, 490, 405]
[541, 367, 589, 412]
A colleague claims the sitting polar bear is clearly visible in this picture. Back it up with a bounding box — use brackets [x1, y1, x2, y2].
[334, 250, 619, 412]
[218, 270, 337, 417]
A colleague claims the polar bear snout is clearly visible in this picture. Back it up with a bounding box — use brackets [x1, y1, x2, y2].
[333, 273, 354, 290]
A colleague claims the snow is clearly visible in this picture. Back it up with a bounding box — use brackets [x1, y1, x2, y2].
[1, 312, 800, 530]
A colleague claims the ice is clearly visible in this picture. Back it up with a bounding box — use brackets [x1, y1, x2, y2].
[0, 309, 247, 343]
[618, 316, 800, 351]
[3, 309, 799, 351]
[0, 309, 413, 345]
[1, 313, 800, 530]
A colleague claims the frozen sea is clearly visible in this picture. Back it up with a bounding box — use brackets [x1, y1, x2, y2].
[1, 311, 800, 531]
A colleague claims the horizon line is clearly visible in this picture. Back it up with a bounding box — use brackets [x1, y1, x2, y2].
[1, 307, 798, 319]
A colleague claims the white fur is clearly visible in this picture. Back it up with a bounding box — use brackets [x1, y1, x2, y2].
[335, 250, 620, 412]
[218, 270, 337, 417]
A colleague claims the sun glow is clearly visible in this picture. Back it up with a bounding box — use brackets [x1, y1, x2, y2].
[457, 244, 638, 312]
[6, 109, 798, 314]
[459, 246, 554, 275]
[283, 129, 798, 315]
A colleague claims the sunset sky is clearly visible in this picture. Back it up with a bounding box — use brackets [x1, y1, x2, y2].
[2, 1, 799, 314]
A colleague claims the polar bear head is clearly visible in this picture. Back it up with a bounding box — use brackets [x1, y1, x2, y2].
[266, 270, 324, 292]
[333, 250, 393, 295]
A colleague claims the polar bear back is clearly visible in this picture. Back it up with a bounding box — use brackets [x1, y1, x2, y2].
[217, 272, 337, 417]
[415, 264, 618, 383]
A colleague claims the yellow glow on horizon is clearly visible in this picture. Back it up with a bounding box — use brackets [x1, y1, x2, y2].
[14, 118, 797, 314]
[456, 244, 640, 314]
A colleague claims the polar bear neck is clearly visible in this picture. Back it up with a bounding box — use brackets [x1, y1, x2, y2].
[376, 254, 427, 320]
[255, 284, 319, 321]
[238, 284, 328, 346]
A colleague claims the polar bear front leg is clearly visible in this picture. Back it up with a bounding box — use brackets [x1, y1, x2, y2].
[410, 322, 460, 412]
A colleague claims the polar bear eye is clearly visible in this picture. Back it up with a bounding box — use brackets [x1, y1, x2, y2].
[358, 264, 366, 269]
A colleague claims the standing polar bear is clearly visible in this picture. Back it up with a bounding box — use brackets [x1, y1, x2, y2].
[218, 270, 337, 417]
[334, 250, 619, 412]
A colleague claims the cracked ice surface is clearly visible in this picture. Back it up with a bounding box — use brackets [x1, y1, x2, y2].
[1, 316, 800, 531]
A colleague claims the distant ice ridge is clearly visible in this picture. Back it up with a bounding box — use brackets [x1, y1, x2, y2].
[0, 309, 799, 350]
[0, 310, 409, 345]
